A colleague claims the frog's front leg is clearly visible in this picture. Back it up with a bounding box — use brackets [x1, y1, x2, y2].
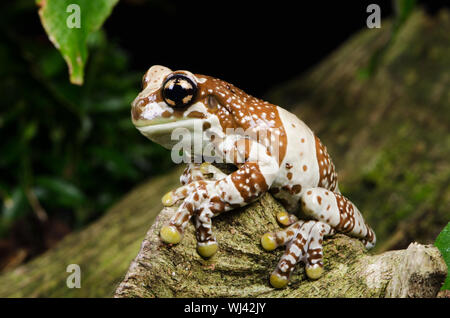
[160, 181, 221, 257]
[162, 162, 227, 206]
[160, 139, 279, 258]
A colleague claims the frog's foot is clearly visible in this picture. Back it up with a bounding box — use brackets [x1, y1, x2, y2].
[276, 211, 298, 227]
[160, 185, 223, 259]
[160, 191, 196, 244]
[162, 181, 203, 208]
[263, 220, 335, 288]
[261, 221, 304, 251]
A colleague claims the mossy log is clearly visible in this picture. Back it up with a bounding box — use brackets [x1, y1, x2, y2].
[115, 193, 446, 297]
[0, 8, 448, 297]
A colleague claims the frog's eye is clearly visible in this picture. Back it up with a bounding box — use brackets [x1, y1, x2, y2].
[162, 74, 197, 108]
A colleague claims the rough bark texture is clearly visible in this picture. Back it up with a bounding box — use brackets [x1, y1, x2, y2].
[115, 193, 446, 297]
[0, 9, 448, 297]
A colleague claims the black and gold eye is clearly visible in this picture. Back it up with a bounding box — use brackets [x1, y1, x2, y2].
[162, 74, 197, 108]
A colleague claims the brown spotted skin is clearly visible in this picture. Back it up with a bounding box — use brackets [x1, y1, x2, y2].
[315, 136, 338, 192]
[131, 65, 376, 287]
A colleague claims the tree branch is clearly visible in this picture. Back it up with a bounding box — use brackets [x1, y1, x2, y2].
[115, 194, 447, 298]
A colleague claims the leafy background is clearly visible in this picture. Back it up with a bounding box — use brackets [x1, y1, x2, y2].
[0, 0, 448, 289]
[0, 0, 173, 270]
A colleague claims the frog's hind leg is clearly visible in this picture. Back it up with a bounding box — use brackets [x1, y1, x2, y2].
[301, 187, 376, 249]
[266, 220, 335, 288]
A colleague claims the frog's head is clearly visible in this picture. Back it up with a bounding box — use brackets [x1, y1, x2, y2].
[132, 65, 236, 151]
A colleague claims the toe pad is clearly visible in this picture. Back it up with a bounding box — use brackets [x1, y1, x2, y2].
[270, 273, 288, 288]
[261, 233, 277, 251]
[276, 211, 291, 226]
[197, 242, 218, 258]
[161, 191, 175, 206]
[306, 265, 324, 280]
[160, 225, 182, 244]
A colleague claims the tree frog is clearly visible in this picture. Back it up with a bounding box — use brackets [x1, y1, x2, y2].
[131, 65, 376, 288]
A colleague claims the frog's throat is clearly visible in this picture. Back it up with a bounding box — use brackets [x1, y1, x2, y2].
[136, 118, 205, 150]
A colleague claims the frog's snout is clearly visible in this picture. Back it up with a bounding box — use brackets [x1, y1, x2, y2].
[131, 96, 148, 124]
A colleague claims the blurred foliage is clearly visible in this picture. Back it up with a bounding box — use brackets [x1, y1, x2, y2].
[359, 0, 416, 78]
[37, 0, 119, 84]
[435, 223, 450, 290]
[0, 1, 173, 238]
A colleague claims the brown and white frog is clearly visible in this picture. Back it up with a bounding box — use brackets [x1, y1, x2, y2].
[131, 65, 376, 288]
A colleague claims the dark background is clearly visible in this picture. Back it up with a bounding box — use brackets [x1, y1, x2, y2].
[105, 0, 444, 96]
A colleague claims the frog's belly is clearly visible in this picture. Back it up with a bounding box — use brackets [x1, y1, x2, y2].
[271, 107, 321, 211]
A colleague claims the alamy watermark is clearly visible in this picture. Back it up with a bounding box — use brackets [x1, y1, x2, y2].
[66, 264, 81, 288]
[66, 4, 81, 29]
[64, 3, 381, 30]
[366, 4, 381, 28]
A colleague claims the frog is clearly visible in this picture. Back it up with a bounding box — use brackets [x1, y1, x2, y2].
[131, 65, 376, 288]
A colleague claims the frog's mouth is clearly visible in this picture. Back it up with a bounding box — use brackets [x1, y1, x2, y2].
[133, 117, 179, 128]
[135, 118, 205, 150]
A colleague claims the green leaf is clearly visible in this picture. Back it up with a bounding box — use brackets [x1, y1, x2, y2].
[435, 222, 450, 290]
[37, 0, 118, 85]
